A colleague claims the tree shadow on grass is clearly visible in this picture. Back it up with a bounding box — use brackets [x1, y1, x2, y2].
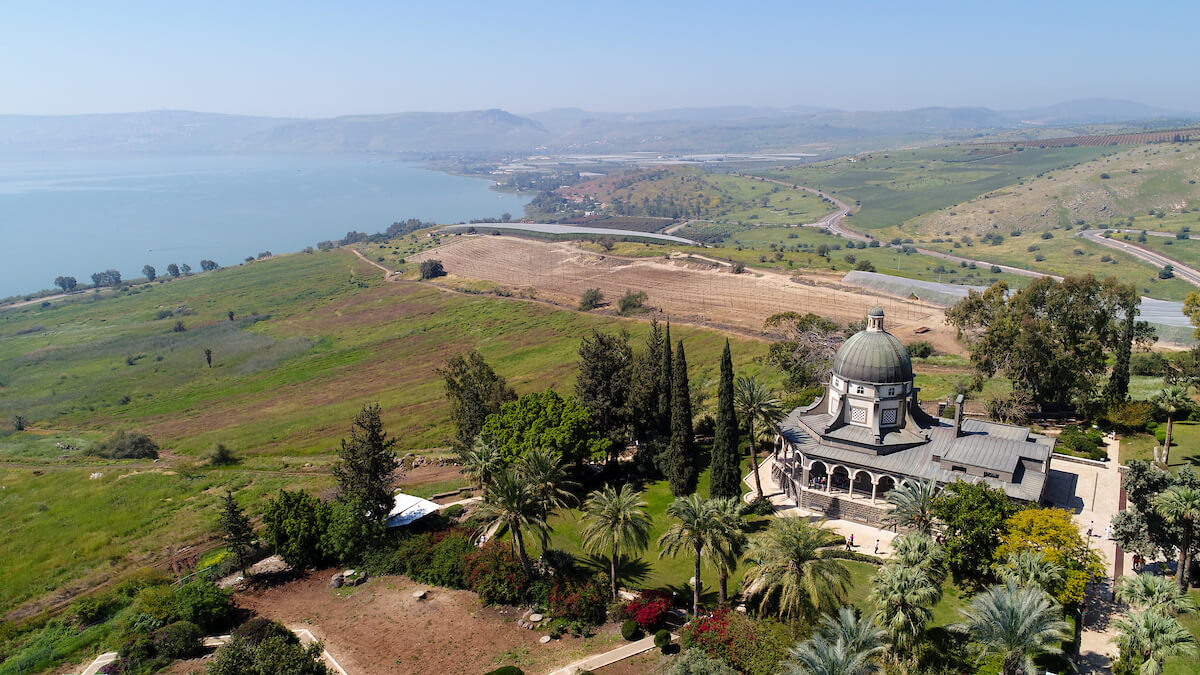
[657, 582, 720, 609]
[581, 554, 652, 589]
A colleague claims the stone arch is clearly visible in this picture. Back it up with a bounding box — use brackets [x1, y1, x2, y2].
[830, 465, 851, 493]
[851, 469, 874, 498]
[807, 460, 829, 490]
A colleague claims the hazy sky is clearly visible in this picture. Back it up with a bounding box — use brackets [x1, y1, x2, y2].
[3, 0, 1197, 117]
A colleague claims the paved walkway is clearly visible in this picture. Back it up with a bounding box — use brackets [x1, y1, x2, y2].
[544, 633, 673, 675]
[79, 652, 118, 675]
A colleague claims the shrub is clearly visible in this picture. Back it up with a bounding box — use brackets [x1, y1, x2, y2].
[419, 259, 446, 279]
[747, 496, 774, 516]
[464, 541, 530, 605]
[1130, 352, 1167, 376]
[483, 668, 524, 675]
[671, 649, 738, 675]
[622, 619, 640, 640]
[207, 442, 237, 466]
[626, 590, 674, 630]
[578, 288, 604, 311]
[173, 579, 232, 632]
[262, 489, 331, 569]
[617, 289, 648, 315]
[548, 574, 609, 626]
[906, 340, 934, 358]
[208, 634, 330, 675]
[153, 620, 203, 658]
[680, 607, 794, 675]
[232, 616, 295, 645]
[1104, 400, 1153, 432]
[442, 504, 465, 520]
[655, 629, 672, 651]
[97, 430, 159, 459]
[607, 600, 629, 622]
[1058, 425, 1104, 458]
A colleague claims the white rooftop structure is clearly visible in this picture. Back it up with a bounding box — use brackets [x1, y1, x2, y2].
[385, 492, 441, 528]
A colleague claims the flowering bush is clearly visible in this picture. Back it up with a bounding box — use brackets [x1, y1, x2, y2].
[625, 590, 673, 630]
[679, 608, 793, 675]
[548, 574, 609, 626]
[464, 542, 530, 606]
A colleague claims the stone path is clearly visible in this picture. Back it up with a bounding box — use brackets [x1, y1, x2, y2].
[79, 652, 118, 675]
[544, 633, 673, 675]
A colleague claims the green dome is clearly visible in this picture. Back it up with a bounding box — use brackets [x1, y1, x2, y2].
[833, 328, 912, 384]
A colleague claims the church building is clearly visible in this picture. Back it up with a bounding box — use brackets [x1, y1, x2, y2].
[771, 307, 1054, 525]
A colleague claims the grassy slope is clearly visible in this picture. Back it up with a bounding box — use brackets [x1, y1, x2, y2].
[0, 248, 778, 617]
[761, 145, 1113, 231]
[901, 143, 1200, 237]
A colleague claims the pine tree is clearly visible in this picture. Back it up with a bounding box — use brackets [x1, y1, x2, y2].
[575, 329, 633, 463]
[332, 403, 399, 522]
[664, 339, 697, 496]
[628, 320, 664, 443]
[218, 490, 255, 575]
[657, 322, 673, 438]
[710, 340, 741, 500]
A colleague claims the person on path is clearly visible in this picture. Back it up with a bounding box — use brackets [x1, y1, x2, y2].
[1104, 523, 1113, 540]
[1086, 521, 1094, 538]
[874, 539, 879, 555]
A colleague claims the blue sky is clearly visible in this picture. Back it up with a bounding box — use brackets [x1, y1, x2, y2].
[3, 0, 1197, 117]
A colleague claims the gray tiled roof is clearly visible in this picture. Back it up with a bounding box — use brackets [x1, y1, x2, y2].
[832, 330, 913, 384]
[777, 407, 1052, 502]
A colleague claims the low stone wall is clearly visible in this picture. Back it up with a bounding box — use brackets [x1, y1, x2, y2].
[1051, 452, 1110, 468]
[798, 490, 886, 525]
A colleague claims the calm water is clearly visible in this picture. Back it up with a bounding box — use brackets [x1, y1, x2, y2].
[0, 155, 530, 297]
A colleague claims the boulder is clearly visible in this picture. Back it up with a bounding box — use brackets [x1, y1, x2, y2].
[412, 589, 427, 600]
[330, 574, 344, 588]
[529, 613, 543, 622]
[539, 635, 552, 644]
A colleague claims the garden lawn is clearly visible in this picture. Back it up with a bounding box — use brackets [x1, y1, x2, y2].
[1120, 421, 1200, 468]
[1164, 590, 1200, 675]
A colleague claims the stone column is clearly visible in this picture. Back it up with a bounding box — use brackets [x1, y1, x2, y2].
[871, 479, 878, 505]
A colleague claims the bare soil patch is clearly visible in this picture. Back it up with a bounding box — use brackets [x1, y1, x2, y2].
[234, 569, 621, 675]
[408, 236, 960, 351]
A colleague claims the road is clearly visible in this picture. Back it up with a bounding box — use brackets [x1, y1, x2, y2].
[1079, 229, 1200, 287]
[740, 174, 1055, 280]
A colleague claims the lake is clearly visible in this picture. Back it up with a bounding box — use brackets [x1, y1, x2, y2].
[0, 154, 530, 297]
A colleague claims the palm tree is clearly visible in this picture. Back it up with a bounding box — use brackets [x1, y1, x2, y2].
[710, 496, 749, 604]
[952, 581, 1071, 675]
[782, 609, 885, 675]
[658, 494, 743, 615]
[998, 550, 1064, 594]
[1154, 486, 1200, 589]
[890, 533, 947, 586]
[1113, 609, 1197, 675]
[1117, 573, 1197, 615]
[869, 564, 941, 652]
[473, 468, 549, 574]
[459, 437, 501, 489]
[734, 376, 784, 500]
[815, 607, 887, 659]
[880, 479, 938, 535]
[580, 483, 653, 600]
[742, 517, 854, 621]
[516, 446, 578, 517]
[1153, 385, 1192, 465]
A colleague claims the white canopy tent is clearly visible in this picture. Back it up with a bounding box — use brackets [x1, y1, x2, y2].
[385, 492, 441, 528]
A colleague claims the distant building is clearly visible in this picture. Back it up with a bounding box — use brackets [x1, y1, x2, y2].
[771, 307, 1053, 524]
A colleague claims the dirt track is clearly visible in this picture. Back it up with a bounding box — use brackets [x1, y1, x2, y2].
[406, 236, 961, 352]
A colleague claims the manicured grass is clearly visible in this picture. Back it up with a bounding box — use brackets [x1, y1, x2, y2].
[1164, 590, 1200, 675]
[1121, 421, 1200, 468]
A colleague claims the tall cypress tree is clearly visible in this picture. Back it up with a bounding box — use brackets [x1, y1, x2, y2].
[709, 340, 741, 500]
[664, 339, 697, 496]
[657, 322, 673, 438]
[218, 490, 255, 575]
[628, 320, 664, 443]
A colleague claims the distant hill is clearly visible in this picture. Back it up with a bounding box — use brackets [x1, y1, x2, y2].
[0, 100, 1193, 156]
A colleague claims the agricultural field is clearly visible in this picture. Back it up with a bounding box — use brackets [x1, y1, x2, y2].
[898, 142, 1200, 238]
[912, 225, 1197, 300]
[0, 247, 780, 619]
[542, 167, 836, 227]
[760, 145, 1113, 231]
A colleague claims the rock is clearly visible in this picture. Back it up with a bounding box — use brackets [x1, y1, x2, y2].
[539, 635, 552, 644]
[330, 574, 344, 588]
[412, 589, 427, 600]
[529, 613, 543, 622]
[343, 569, 356, 577]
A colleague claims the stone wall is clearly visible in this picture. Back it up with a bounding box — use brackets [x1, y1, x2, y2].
[798, 489, 887, 525]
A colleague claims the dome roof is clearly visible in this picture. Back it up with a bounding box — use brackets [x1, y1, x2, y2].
[833, 324, 912, 384]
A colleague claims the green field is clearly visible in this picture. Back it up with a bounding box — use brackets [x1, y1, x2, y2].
[760, 146, 1113, 231]
[913, 227, 1196, 301]
[0, 248, 780, 618]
